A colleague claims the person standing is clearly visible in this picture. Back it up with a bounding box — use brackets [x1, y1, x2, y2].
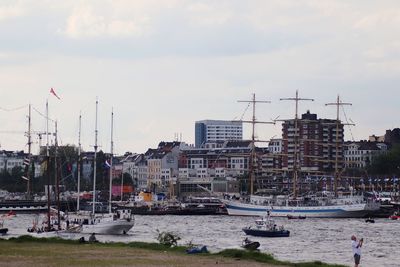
[351, 235, 363, 267]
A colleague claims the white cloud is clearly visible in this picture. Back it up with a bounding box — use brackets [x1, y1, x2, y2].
[64, 5, 150, 39]
[0, 3, 24, 21]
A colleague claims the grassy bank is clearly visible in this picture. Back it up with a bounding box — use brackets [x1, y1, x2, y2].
[0, 236, 347, 267]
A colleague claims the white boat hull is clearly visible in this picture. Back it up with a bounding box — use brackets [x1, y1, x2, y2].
[80, 219, 134, 235]
[225, 201, 379, 218]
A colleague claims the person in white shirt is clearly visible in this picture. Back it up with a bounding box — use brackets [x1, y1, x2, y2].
[351, 235, 363, 267]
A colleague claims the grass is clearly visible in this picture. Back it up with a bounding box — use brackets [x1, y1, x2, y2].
[0, 236, 348, 267]
[216, 249, 347, 267]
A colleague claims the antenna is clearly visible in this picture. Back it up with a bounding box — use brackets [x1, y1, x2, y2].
[325, 95, 353, 196]
[280, 90, 314, 198]
[237, 93, 274, 195]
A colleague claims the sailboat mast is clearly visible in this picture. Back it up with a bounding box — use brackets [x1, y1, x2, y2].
[46, 100, 51, 231]
[54, 121, 61, 230]
[77, 112, 82, 211]
[93, 99, 98, 215]
[325, 95, 352, 196]
[26, 104, 32, 199]
[109, 108, 114, 214]
[280, 90, 313, 199]
[238, 93, 273, 195]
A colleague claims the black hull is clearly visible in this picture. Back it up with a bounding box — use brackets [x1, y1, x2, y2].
[0, 228, 8, 235]
[242, 228, 290, 237]
[242, 241, 260, 250]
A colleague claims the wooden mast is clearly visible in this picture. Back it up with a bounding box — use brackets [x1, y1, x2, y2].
[92, 99, 98, 215]
[238, 93, 273, 195]
[77, 112, 82, 211]
[280, 90, 314, 198]
[325, 95, 352, 196]
[109, 108, 114, 214]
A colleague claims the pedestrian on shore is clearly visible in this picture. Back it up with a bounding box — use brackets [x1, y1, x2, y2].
[351, 235, 363, 267]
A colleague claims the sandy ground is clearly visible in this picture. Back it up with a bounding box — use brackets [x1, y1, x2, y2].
[0, 242, 287, 267]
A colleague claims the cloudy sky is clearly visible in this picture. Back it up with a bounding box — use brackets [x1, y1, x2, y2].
[0, 0, 399, 154]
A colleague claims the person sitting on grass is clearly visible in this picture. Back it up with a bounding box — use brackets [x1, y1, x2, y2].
[89, 233, 98, 243]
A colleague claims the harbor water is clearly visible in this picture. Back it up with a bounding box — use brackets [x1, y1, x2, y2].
[3, 214, 399, 267]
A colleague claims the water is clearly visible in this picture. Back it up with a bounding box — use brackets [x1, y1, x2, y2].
[3, 214, 399, 267]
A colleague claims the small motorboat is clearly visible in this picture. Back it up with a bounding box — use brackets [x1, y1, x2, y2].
[287, 214, 306, 220]
[241, 238, 260, 250]
[365, 218, 375, 223]
[389, 211, 400, 220]
[242, 214, 290, 237]
[0, 220, 8, 235]
[0, 227, 8, 235]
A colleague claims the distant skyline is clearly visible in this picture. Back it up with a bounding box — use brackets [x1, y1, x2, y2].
[0, 1, 399, 155]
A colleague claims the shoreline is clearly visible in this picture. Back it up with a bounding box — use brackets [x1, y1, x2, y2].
[0, 236, 347, 267]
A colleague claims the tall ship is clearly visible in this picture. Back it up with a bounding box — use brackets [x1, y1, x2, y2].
[225, 92, 380, 218]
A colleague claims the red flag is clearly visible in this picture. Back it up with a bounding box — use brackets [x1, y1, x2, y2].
[50, 88, 61, 99]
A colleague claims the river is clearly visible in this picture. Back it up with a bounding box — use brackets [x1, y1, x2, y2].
[3, 214, 399, 267]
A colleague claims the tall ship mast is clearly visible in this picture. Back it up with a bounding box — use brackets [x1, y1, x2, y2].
[92, 98, 98, 215]
[280, 90, 314, 198]
[325, 95, 352, 196]
[109, 108, 114, 214]
[237, 93, 274, 195]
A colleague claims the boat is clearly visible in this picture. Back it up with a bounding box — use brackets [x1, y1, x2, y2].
[389, 211, 400, 220]
[226, 192, 380, 218]
[241, 238, 260, 250]
[287, 214, 306, 220]
[242, 214, 290, 237]
[68, 208, 134, 235]
[365, 218, 375, 223]
[0, 219, 8, 235]
[66, 103, 134, 235]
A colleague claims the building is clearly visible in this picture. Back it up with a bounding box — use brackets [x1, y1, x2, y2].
[344, 141, 388, 169]
[195, 120, 243, 148]
[146, 142, 182, 191]
[282, 111, 344, 174]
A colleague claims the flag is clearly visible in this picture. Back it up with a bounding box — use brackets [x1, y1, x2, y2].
[105, 160, 111, 168]
[23, 157, 30, 166]
[50, 88, 61, 99]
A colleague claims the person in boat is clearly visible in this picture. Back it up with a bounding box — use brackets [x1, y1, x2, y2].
[351, 235, 363, 267]
[89, 233, 97, 243]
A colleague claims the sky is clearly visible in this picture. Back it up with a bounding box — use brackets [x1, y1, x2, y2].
[0, 0, 399, 155]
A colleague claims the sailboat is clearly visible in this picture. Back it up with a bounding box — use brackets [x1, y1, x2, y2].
[67, 101, 134, 235]
[225, 93, 380, 218]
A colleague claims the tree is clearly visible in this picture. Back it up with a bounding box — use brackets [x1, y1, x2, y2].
[367, 145, 400, 176]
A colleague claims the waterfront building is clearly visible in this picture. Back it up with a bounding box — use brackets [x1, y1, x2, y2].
[180, 140, 252, 180]
[122, 153, 147, 190]
[344, 141, 388, 169]
[0, 150, 26, 173]
[282, 110, 344, 174]
[145, 142, 182, 191]
[195, 120, 243, 148]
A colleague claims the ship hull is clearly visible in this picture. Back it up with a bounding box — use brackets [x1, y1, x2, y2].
[81, 219, 134, 235]
[225, 202, 378, 218]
